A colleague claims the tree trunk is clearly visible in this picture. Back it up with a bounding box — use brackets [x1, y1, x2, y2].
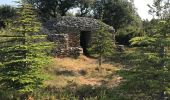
[98, 54, 102, 71]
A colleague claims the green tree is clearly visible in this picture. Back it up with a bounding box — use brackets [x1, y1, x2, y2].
[0, 5, 16, 20]
[75, 0, 95, 17]
[118, 0, 170, 99]
[25, 0, 77, 20]
[93, 0, 140, 30]
[142, 19, 158, 36]
[0, 5, 16, 28]
[0, 2, 53, 99]
[92, 0, 142, 45]
[89, 22, 114, 68]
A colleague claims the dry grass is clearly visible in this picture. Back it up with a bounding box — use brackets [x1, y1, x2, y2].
[44, 55, 122, 89]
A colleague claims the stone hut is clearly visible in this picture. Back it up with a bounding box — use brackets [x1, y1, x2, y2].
[42, 16, 115, 57]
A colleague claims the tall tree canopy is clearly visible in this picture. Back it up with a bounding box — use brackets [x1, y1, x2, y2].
[118, 0, 170, 99]
[93, 0, 141, 30]
[0, 5, 16, 20]
[25, 0, 77, 20]
[75, 0, 95, 17]
[92, 0, 142, 45]
[0, 5, 16, 28]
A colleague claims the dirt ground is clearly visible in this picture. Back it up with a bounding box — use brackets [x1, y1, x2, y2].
[45, 55, 122, 88]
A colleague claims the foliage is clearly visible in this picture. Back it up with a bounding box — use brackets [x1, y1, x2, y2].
[93, 0, 141, 30]
[0, 5, 16, 29]
[25, 0, 77, 20]
[115, 24, 143, 45]
[28, 85, 126, 100]
[142, 19, 158, 36]
[25, 0, 95, 19]
[148, 0, 170, 18]
[0, 2, 53, 98]
[92, 0, 142, 45]
[118, 1, 170, 99]
[75, 0, 95, 17]
[89, 22, 114, 67]
[0, 5, 16, 20]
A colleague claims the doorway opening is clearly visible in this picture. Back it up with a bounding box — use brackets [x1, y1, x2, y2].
[80, 31, 91, 56]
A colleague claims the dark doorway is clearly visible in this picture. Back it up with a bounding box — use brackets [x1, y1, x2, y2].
[80, 31, 91, 56]
[0, 21, 5, 29]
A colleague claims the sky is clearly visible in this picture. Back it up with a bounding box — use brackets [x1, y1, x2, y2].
[134, 0, 153, 20]
[0, 0, 18, 6]
[0, 0, 154, 20]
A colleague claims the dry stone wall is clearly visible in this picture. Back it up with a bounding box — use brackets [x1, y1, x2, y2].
[42, 16, 115, 57]
[47, 34, 83, 57]
[47, 34, 68, 56]
[68, 32, 80, 47]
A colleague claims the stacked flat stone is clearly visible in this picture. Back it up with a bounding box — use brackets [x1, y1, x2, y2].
[43, 16, 114, 34]
[47, 34, 69, 56]
[42, 16, 115, 57]
[67, 47, 83, 58]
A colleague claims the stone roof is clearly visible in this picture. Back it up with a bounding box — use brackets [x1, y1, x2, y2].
[42, 16, 115, 34]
